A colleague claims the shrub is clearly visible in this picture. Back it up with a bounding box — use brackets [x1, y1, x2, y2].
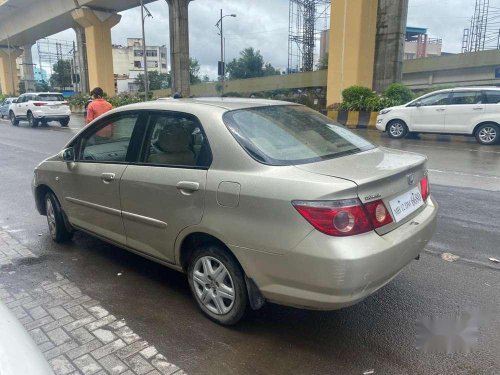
[341, 85, 375, 103]
[383, 83, 415, 104]
[68, 94, 89, 107]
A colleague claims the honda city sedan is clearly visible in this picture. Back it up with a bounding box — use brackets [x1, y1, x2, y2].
[32, 98, 437, 325]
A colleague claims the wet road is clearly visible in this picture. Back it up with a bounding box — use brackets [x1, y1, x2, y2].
[0, 116, 499, 374]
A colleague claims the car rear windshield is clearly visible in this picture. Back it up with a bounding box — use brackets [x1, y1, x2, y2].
[223, 105, 375, 166]
[37, 94, 64, 101]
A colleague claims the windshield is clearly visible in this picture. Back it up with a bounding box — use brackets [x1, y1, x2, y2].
[223, 105, 375, 166]
[37, 94, 64, 102]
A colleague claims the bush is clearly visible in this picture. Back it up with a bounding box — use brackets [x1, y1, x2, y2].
[341, 85, 375, 103]
[68, 94, 89, 107]
[384, 83, 415, 104]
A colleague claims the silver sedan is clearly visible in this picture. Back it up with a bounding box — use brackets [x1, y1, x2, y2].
[33, 98, 437, 325]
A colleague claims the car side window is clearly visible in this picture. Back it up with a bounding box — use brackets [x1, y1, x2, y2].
[450, 92, 482, 105]
[77, 113, 139, 163]
[484, 90, 500, 104]
[142, 112, 212, 168]
[419, 93, 449, 106]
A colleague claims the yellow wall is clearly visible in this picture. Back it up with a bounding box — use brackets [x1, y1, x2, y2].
[327, 0, 378, 106]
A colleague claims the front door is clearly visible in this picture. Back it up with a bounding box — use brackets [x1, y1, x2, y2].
[445, 91, 483, 134]
[119, 111, 211, 263]
[59, 112, 141, 244]
[410, 92, 450, 132]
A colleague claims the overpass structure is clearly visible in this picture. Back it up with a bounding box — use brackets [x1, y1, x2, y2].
[0, 0, 192, 96]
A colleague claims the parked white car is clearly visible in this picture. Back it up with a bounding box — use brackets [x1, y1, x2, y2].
[9, 92, 71, 128]
[376, 87, 500, 145]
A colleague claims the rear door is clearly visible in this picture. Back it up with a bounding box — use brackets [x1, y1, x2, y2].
[444, 90, 483, 134]
[410, 92, 450, 132]
[483, 89, 500, 116]
[119, 110, 211, 263]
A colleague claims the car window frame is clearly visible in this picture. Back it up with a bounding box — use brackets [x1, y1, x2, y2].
[72, 110, 148, 165]
[482, 90, 500, 104]
[136, 110, 213, 170]
[449, 90, 482, 106]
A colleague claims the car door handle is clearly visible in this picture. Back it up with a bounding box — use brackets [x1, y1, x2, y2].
[101, 173, 116, 183]
[473, 107, 484, 110]
[176, 181, 199, 193]
[436, 108, 446, 112]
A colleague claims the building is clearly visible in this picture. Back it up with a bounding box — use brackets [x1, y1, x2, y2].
[404, 27, 442, 60]
[112, 38, 168, 94]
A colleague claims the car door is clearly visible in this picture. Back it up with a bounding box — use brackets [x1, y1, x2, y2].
[444, 90, 483, 134]
[14, 95, 26, 117]
[119, 111, 211, 263]
[483, 89, 500, 116]
[410, 92, 450, 132]
[58, 111, 143, 244]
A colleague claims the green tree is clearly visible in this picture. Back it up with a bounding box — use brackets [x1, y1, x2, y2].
[50, 60, 72, 90]
[202, 74, 210, 83]
[318, 53, 328, 70]
[226, 47, 279, 80]
[134, 70, 171, 92]
[190, 58, 201, 84]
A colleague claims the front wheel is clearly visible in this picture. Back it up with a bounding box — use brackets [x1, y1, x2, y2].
[475, 123, 499, 145]
[10, 112, 19, 126]
[45, 192, 73, 243]
[28, 112, 39, 128]
[60, 118, 70, 127]
[187, 245, 248, 325]
[387, 120, 408, 139]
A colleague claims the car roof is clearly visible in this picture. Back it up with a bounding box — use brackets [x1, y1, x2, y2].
[428, 87, 500, 94]
[20, 92, 63, 95]
[151, 97, 299, 111]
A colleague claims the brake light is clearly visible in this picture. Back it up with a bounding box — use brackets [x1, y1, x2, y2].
[420, 175, 430, 201]
[364, 200, 393, 228]
[292, 199, 372, 237]
[33, 102, 47, 106]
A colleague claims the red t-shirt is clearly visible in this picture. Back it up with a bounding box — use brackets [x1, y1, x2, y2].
[86, 99, 113, 124]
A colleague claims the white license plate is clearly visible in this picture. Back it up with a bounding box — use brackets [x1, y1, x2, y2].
[389, 187, 424, 223]
[50, 105, 59, 109]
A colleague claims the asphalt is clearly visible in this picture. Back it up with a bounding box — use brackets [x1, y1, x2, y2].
[0, 115, 499, 374]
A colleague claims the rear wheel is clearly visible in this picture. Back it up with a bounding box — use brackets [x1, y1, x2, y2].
[60, 118, 70, 127]
[10, 111, 19, 126]
[475, 123, 499, 145]
[28, 112, 39, 128]
[45, 192, 73, 243]
[387, 120, 408, 139]
[187, 245, 248, 325]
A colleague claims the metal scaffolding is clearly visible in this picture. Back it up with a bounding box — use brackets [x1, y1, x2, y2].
[36, 38, 80, 90]
[462, 0, 500, 52]
[288, 0, 330, 73]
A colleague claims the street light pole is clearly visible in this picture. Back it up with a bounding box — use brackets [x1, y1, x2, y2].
[215, 10, 236, 96]
[140, 0, 149, 101]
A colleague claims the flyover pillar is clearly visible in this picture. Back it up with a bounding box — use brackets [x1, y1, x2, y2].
[373, 0, 409, 92]
[166, 0, 192, 97]
[21, 45, 35, 92]
[327, 0, 379, 107]
[74, 25, 90, 95]
[0, 48, 22, 95]
[71, 8, 121, 96]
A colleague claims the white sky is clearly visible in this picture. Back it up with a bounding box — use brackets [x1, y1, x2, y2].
[39, 0, 480, 79]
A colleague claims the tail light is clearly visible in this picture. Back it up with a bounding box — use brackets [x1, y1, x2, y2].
[292, 198, 392, 237]
[33, 102, 47, 107]
[420, 175, 430, 201]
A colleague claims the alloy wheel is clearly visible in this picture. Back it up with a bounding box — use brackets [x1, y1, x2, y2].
[46, 198, 57, 239]
[478, 126, 497, 144]
[389, 122, 404, 137]
[192, 256, 235, 315]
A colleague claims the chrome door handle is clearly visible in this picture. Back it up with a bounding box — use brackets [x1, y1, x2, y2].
[176, 181, 199, 192]
[473, 107, 484, 110]
[101, 173, 116, 183]
[436, 108, 446, 112]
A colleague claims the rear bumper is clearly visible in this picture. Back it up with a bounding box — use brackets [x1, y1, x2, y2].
[33, 109, 71, 120]
[231, 197, 438, 310]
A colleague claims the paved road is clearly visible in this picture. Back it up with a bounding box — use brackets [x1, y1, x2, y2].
[0, 115, 499, 374]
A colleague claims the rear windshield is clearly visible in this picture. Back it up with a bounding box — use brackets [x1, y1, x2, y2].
[223, 105, 375, 166]
[37, 94, 64, 102]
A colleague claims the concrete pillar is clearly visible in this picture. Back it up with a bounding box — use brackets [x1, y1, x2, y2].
[21, 45, 35, 92]
[74, 25, 90, 95]
[0, 48, 22, 95]
[327, 0, 378, 107]
[71, 7, 121, 96]
[373, 0, 409, 92]
[166, 0, 192, 96]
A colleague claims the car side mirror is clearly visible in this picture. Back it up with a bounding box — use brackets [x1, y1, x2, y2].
[415, 101, 422, 107]
[61, 147, 75, 162]
[12, 99, 17, 103]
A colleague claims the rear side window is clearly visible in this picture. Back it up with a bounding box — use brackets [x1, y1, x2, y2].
[37, 94, 64, 101]
[419, 92, 450, 106]
[449, 91, 482, 105]
[223, 105, 375, 166]
[484, 90, 500, 104]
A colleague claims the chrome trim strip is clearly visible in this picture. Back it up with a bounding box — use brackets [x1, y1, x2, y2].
[65, 197, 121, 217]
[122, 211, 168, 229]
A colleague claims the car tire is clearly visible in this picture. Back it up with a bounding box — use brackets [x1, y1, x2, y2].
[187, 245, 248, 326]
[387, 120, 408, 139]
[28, 112, 39, 128]
[0, 113, 4, 119]
[60, 118, 70, 127]
[475, 123, 499, 145]
[10, 111, 19, 126]
[45, 192, 73, 243]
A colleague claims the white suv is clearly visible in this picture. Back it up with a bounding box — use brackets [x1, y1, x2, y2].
[376, 87, 500, 145]
[9, 92, 71, 128]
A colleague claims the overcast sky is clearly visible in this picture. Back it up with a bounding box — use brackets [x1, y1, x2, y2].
[44, 0, 478, 79]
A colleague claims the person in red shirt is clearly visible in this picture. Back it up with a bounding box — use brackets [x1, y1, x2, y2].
[86, 87, 113, 124]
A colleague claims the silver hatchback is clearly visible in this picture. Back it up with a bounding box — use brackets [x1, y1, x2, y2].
[33, 98, 437, 325]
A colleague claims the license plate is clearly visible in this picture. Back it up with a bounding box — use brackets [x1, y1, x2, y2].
[51, 105, 59, 109]
[389, 187, 424, 223]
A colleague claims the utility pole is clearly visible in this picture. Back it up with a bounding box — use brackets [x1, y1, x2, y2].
[140, 0, 150, 101]
[215, 10, 236, 95]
